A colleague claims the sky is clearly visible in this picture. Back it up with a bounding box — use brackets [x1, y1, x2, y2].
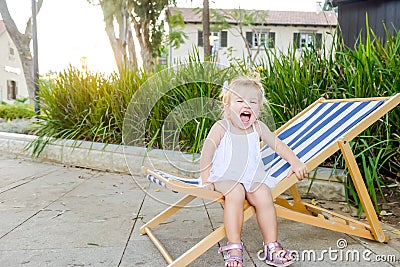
[2, 0, 323, 75]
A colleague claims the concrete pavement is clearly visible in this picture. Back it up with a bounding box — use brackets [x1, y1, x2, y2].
[0, 153, 399, 266]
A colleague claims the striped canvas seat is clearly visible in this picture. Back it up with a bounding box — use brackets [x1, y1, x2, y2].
[140, 95, 399, 266]
[147, 169, 201, 189]
[261, 100, 384, 186]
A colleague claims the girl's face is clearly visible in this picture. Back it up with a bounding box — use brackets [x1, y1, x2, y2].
[226, 86, 261, 129]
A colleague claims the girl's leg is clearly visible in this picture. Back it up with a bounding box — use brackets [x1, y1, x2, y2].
[245, 183, 277, 243]
[214, 180, 245, 243]
[246, 183, 294, 264]
[214, 180, 246, 267]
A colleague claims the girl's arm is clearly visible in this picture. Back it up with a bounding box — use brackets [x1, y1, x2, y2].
[256, 121, 308, 180]
[200, 120, 225, 186]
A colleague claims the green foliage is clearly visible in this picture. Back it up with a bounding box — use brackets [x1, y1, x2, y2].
[167, 9, 188, 49]
[0, 103, 36, 120]
[130, 0, 171, 59]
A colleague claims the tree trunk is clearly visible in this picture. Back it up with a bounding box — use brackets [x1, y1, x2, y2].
[126, 28, 138, 71]
[99, 0, 138, 73]
[132, 18, 154, 71]
[0, 0, 43, 102]
[202, 0, 211, 59]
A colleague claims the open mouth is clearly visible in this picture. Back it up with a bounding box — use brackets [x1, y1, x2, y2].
[240, 111, 251, 123]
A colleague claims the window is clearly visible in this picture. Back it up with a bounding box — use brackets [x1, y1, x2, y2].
[8, 47, 15, 61]
[7, 80, 17, 100]
[198, 31, 228, 48]
[198, 31, 203, 46]
[293, 33, 322, 49]
[245, 31, 275, 49]
[220, 31, 227, 47]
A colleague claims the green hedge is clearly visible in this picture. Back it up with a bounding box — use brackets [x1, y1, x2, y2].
[0, 103, 36, 120]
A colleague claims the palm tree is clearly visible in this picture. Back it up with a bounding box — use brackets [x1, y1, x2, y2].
[202, 0, 211, 58]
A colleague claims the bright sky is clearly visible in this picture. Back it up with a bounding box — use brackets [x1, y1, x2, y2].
[2, 0, 322, 75]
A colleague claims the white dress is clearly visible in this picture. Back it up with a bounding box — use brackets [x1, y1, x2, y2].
[207, 120, 273, 191]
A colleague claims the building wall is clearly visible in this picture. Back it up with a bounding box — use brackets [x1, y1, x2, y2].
[0, 28, 28, 103]
[334, 0, 400, 47]
[169, 23, 337, 67]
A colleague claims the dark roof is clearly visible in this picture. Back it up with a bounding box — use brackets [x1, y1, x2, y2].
[332, 0, 367, 4]
[169, 7, 338, 27]
[331, 0, 396, 5]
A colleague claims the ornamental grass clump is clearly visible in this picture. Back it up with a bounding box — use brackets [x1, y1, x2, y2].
[29, 66, 147, 156]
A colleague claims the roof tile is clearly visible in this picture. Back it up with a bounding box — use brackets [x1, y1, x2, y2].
[169, 7, 337, 27]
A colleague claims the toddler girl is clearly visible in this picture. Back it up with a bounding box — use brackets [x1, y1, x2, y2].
[200, 76, 307, 267]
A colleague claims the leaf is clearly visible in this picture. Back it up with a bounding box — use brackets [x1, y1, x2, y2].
[391, 230, 400, 235]
[87, 243, 100, 246]
[379, 210, 393, 216]
[311, 198, 318, 205]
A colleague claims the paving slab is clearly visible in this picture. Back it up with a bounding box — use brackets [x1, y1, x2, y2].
[0, 247, 123, 267]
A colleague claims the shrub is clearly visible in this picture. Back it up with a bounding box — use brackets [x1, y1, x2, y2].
[29, 66, 148, 155]
[0, 103, 36, 120]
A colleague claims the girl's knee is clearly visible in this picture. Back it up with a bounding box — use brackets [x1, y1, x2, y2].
[248, 183, 270, 196]
[246, 184, 273, 206]
[226, 183, 245, 199]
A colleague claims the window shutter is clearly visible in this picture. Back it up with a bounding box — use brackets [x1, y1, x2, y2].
[268, 32, 275, 48]
[198, 31, 203, 47]
[246, 32, 253, 48]
[293, 33, 300, 49]
[220, 31, 228, 47]
[315, 33, 322, 49]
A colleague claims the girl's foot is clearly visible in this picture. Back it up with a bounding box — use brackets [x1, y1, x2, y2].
[257, 241, 294, 267]
[218, 242, 244, 267]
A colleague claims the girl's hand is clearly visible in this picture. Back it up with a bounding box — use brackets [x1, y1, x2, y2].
[287, 161, 308, 181]
[202, 182, 215, 191]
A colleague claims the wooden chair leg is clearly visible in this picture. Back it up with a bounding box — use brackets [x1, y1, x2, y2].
[338, 138, 387, 242]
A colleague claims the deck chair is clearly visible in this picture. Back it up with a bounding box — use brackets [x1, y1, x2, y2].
[140, 94, 400, 266]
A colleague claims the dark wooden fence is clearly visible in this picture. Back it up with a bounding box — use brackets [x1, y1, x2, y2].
[333, 0, 399, 47]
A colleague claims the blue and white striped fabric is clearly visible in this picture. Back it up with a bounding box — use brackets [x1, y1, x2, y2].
[147, 100, 383, 189]
[261, 100, 383, 186]
[147, 169, 201, 189]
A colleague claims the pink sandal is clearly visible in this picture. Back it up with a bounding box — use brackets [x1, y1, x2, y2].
[257, 241, 295, 267]
[218, 242, 245, 267]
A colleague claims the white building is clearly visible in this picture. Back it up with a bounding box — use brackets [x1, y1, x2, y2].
[168, 8, 338, 66]
[0, 20, 28, 103]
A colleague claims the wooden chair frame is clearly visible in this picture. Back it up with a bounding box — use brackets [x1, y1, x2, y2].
[140, 94, 400, 266]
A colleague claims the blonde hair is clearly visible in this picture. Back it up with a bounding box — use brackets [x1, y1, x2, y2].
[220, 75, 266, 118]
